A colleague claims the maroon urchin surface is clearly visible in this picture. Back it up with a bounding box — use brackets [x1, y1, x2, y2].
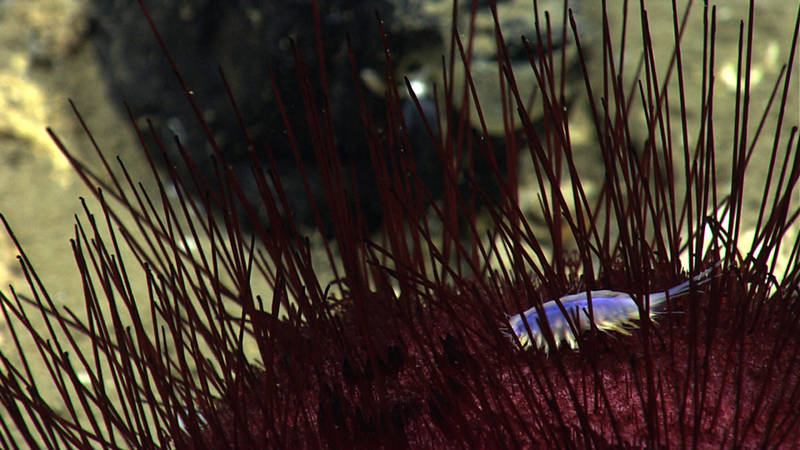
[206, 260, 800, 448]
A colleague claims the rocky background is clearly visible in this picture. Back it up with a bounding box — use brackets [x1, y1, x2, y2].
[0, 0, 797, 439]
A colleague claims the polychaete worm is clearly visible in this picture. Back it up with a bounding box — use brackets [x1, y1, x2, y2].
[507, 265, 717, 353]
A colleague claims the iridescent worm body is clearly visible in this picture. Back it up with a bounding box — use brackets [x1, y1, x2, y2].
[508, 266, 716, 352]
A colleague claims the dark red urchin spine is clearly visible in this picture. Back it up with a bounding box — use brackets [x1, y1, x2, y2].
[1, 0, 800, 448]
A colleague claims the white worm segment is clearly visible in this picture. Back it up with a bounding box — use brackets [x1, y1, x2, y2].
[508, 266, 716, 352]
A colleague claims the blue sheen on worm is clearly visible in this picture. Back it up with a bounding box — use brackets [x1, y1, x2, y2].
[508, 266, 716, 352]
